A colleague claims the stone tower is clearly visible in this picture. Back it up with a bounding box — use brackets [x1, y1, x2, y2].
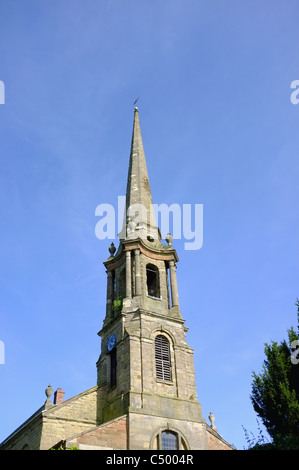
[96, 107, 206, 450]
[0, 107, 233, 451]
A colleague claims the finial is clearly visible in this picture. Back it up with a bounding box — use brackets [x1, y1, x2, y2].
[108, 242, 116, 257]
[209, 411, 217, 431]
[165, 233, 173, 246]
[45, 384, 53, 408]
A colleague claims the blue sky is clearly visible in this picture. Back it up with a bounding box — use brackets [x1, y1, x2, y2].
[0, 0, 298, 450]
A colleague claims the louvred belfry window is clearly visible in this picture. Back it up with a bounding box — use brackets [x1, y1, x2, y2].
[155, 335, 172, 382]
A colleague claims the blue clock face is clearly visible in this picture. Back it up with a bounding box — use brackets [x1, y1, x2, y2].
[107, 334, 116, 352]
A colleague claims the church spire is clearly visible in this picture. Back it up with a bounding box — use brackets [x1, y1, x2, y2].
[123, 107, 159, 241]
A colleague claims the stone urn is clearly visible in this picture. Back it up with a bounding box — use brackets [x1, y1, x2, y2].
[165, 233, 173, 246]
[108, 242, 116, 257]
[45, 384, 53, 407]
[209, 411, 217, 432]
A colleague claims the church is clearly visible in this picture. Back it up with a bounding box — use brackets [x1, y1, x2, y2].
[0, 108, 233, 450]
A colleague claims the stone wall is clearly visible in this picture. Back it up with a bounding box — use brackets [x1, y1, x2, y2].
[128, 412, 207, 450]
[0, 408, 43, 450]
[66, 415, 128, 450]
[40, 386, 98, 449]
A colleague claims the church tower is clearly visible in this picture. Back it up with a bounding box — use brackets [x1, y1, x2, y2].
[0, 106, 233, 451]
[96, 107, 206, 450]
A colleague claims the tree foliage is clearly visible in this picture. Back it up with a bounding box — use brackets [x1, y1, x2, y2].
[250, 300, 299, 442]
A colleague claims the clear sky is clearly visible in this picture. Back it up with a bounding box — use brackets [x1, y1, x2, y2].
[0, 0, 298, 450]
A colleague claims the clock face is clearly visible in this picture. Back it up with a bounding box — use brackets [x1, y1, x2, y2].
[107, 334, 116, 352]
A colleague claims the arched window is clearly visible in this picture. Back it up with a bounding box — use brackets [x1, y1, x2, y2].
[152, 430, 188, 450]
[161, 431, 178, 450]
[146, 264, 160, 298]
[155, 335, 172, 382]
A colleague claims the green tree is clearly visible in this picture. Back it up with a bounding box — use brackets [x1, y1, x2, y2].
[250, 300, 299, 441]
